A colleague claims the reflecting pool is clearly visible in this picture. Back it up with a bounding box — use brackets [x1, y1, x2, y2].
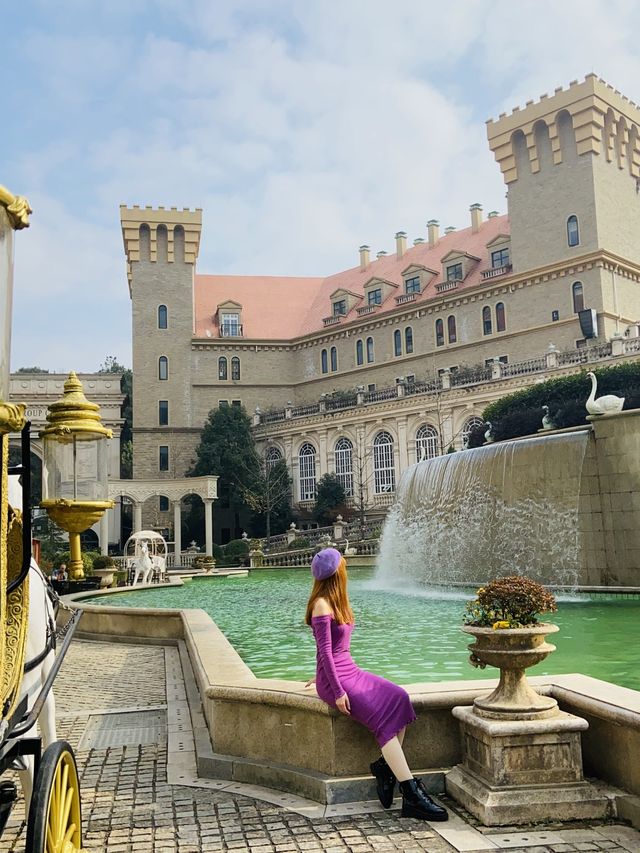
[86, 569, 640, 689]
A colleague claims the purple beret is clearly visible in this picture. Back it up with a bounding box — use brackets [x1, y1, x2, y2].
[311, 548, 342, 581]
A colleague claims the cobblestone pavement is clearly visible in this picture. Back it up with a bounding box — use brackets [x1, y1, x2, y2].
[0, 640, 638, 853]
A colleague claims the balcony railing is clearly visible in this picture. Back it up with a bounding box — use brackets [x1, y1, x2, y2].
[357, 304, 377, 315]
[323, 315, 342, 326]
[435, 280, 459, 293]
[395, 293, 417, 305]
[220, 324, 243, 337]
[481, 264, 512, 280]
[253, 340, 634, 427]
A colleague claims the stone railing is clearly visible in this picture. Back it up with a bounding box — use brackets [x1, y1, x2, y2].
[322, 315, 341, 327]
[110, 553, 201, 570]
[481, 264, 512, 280]
[253, 339, 636, 427]
[356, 305, 377, 316]
[395, 293, 417, 305]
[435, 280, 459, 293]
[260, 547, 316, 567]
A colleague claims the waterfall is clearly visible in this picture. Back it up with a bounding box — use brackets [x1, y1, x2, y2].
[376, 431, 589, 588]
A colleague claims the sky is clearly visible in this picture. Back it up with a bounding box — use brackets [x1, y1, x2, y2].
[4, 0, 640, 372]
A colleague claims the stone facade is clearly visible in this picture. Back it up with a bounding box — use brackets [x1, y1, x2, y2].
[122, 76, 640, 537]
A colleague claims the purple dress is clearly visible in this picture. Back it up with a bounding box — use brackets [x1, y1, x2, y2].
[311, 615, 416, 747]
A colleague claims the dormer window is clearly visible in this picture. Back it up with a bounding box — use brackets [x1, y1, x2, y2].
[333, 299, 347, 316]
[405, 276, 421, 295]
[221, 313, 241, 336]
[368, 288, 382, 306]
[446, 263, 463, 281]
[491, 248, 510, 269]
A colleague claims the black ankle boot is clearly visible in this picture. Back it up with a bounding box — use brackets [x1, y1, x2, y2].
[370, 756, 396, 809]
[399, 778, 448, 821]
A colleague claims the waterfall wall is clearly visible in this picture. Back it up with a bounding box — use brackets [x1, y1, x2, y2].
[377, 410, 640, 588]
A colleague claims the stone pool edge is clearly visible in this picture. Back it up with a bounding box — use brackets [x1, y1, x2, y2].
[60, 587, 640, 817]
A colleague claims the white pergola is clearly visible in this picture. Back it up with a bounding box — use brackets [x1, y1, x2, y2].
[105, 476, 218, 557]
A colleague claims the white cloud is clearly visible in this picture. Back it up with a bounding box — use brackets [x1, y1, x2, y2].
[7, 0, 640, 371]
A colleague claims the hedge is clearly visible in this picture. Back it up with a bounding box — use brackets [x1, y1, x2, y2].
[481, 363, 640, 441]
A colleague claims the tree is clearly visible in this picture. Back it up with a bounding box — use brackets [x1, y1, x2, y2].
[242, 455, 292, 541]
[189, 405, 260, 516]
[314, 474, 347, 524]
[98, 355, 132, 478]
[15, 366, 49, 373]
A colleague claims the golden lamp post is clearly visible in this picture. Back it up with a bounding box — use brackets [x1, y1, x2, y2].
[40, 372, 114, 580]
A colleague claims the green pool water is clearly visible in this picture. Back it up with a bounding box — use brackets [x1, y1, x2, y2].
[86, 569, 640, 690]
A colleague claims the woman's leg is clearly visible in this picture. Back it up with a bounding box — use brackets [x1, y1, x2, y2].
[380, 736, 412, 783]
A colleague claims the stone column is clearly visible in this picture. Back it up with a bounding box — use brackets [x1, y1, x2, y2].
[397, 416, 409, 472]
[100, 511, 109, 555]
[203, 498, 214, 556]
[318, 429, 328, 477]
[173, 500, 182, 560]
[133, 500, 143, 533]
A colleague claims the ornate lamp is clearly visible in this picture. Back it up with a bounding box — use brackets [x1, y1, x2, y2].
[40, 372, 113, 580]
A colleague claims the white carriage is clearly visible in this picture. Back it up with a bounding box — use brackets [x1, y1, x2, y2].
[124, 530, 168, 585]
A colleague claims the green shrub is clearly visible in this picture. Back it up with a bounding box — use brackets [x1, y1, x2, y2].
[466, 423, 487, 449]
[212, 544, 224, 561]
[482, 363, 640, 441]
[288, 537, 310, 550]
[224, 538, 250, 556]
[53, 550, 101, 575]
[93, 555, 115, 570]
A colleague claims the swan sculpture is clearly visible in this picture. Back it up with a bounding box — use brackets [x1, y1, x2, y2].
[343, 539, 357, 556]
[541, 405, 555, 430]
[585, 371, 625, 416]
[484, 422, 494, 443]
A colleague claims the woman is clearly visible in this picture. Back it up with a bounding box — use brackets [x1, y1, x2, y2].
[305, 547, 447, 821]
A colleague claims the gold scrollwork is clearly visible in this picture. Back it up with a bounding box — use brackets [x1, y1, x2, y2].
[0, 402, 27, 436]
[0, 185, 31, 229]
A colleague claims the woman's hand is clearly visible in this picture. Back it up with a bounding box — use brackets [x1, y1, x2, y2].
[335, 693, 351, 715]
[304, 677, 316, 688]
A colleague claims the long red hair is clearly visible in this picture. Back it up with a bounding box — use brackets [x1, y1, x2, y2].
[305, 557, 354, 625]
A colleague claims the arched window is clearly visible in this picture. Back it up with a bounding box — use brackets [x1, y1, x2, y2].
[496, 302, 506, 332]
[435, 318, 444, 347]
[321, 349, 328, 374]
[416, 424, 439, 461]
[405, 326, 413, 354]
[231, 356, 240, 381]
[158, 356, 168, 380]
[482, 306, 492, 336]
[330, 346, 338, 372]
[356, 339, 364, 365]
[218, 357, 228, 380]
[373, 432, 395, 494]
[266, 446, 283, 470]
[158, 304, 168, 329]
[366, 337, 374, 363]
[447, 315, 457, 343]
[461, 416, 485, 449]
[567, 215, 579, 247]
[299, 443, 317, 501]
[572, 282, 584, 313]
[334, 437, 353, 496]
[394, 329, 402, 357]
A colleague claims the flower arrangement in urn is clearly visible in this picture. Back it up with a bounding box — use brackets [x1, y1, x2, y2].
[464, 575, 557, 631]
[462, 575, 560, 720]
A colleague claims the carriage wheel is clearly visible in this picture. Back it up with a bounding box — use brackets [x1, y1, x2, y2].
[25, 740, 84, 853]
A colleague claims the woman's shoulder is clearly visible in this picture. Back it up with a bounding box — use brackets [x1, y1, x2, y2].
[311, 597, 333, 618]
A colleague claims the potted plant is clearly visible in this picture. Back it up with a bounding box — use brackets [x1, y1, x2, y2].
[463, 575, 559, 720]
[92, 555, 117, 589]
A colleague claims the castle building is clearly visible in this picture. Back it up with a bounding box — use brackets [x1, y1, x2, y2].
[122, 75, 640, 543]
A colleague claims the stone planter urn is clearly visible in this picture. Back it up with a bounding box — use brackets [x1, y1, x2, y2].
[92, 568, 116, 589]
[463, 623, 559, 720]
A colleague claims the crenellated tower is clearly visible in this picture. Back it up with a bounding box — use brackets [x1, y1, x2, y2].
[120, 205, 202, 480]
[487, 74, 640, 273]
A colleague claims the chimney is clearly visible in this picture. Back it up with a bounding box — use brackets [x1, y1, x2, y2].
[488, 210, 499, 218]
[376, 250, 388, 260]
[359, 244, 370, 271]
[395, 231, 407, 259]
[470, 203, 483, 233]
[444, 226, 456, 235]
[427, 219, 439, 247]
[413, 237, 425, 246]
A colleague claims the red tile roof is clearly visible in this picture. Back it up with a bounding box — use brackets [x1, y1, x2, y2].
[193, 214, 509, 340]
